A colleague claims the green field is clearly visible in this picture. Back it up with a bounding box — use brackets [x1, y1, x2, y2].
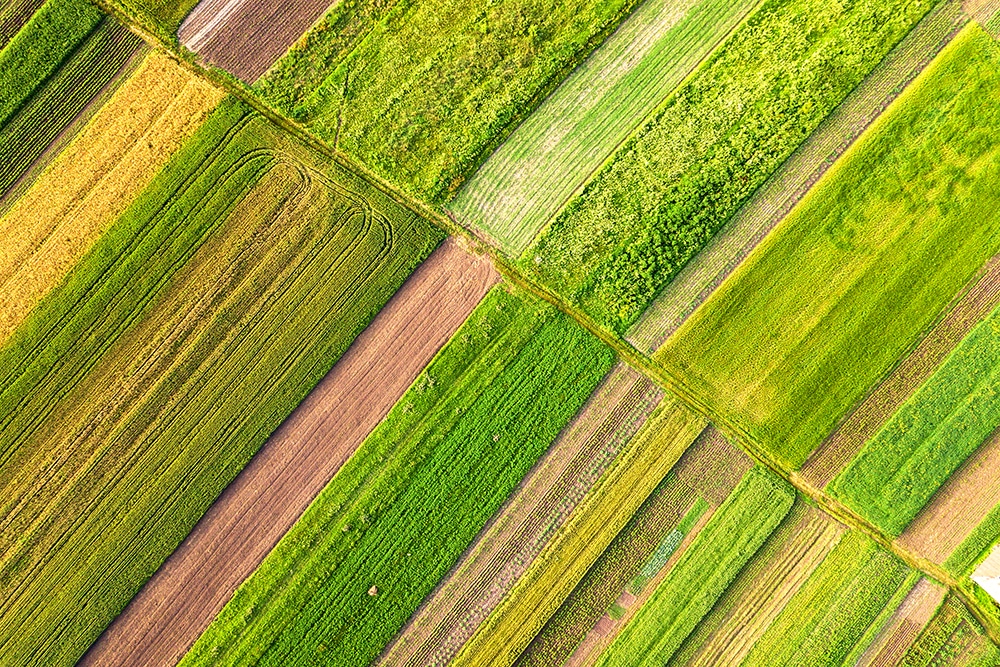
[257, 0, 643, 203]
[448, 0, 758, 253]
[830, 304, 1000, 535]
[741, 530, 910, 667]
[657, 25, 1000, 470]
[0, 97, 443, 665]
[180, 286, 615, 666]
[521, 0, 934, 334]
[597, 465, 794, 666]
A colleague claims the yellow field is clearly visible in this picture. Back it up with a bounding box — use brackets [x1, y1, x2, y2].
[0, 50, 223, 345]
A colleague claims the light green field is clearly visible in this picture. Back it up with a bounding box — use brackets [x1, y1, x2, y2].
[657, 25, 1000, 470]
[448, 0, 758, 254]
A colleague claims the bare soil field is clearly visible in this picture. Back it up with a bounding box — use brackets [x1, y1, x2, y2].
[378, 363, 663, 667]
[802, 254, 1000, 487]
[79, 239, 497, 667]
[898, 428, 1000, 566]
[857, 578, 945, 667]
[627, 0, 968, 353]
[672, 425, 752, 505]
[179, 0, 333, 82]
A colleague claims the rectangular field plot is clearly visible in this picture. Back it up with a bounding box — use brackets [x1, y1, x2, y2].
[447, 0, 758, 254]
[657, 24, 1000, 470]
[180, 286, 615, 667]
[0, 98, 443, 666]
[256, 0, 641, 202]
[521, 0, 933, 334]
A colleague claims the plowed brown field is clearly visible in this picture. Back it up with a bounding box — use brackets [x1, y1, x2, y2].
[79, 239, 497, 667]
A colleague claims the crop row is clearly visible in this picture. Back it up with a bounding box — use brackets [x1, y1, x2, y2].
[523, 0, 935, 334]
[900, 597, 1000, 667]
[180, 286, 614, 666]
[658, 24, 1000, 470]
[831, 300, 1000, 535]
[0, 98, 443, 665]
[0, 0, 44, 48]
[0, 15, 141, 200]
[597, 465, 794, 666]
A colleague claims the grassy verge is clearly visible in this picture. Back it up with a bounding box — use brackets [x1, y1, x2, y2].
[657, 24, 1000, 470]
[180, 286, 615, 666]
[523, 0, 935, 333]
[596, 465, 794, 666]
[829, 304, 1000, 535]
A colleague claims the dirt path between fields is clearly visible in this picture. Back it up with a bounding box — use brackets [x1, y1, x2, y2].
[79, 239, 497, 667]
[179, 0, 333, 82]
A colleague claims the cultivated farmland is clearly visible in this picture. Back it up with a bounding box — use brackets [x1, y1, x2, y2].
[448, 0, 759, 254]
[901, 596, 1000, 666]
[658, 24, 1000, 471]
[181, 286, 615, 667]
[0, 99, 443, 665]
[522, 0, 934, 334]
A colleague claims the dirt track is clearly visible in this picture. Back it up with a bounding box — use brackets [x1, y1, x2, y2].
[179, 0, 333, 82]
[79, 239, 497, 667]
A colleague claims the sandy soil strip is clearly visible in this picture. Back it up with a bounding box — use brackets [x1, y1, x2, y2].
[802, 254, 1000, 487]
[79, 239, 497, 667]
[378, 363, 663, 667]
[857, 578, 947, 667]
[179, 0, 333, 82]
[627, 0, 968, 353]
[672, 424, 752, 505]
[898, 427, 1000, 566]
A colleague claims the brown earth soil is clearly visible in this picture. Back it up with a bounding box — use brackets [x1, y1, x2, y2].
[898, 427, 1000, 565]
[78, 238, 497, 667]
[378, 363, 664, 667]
[802, 254, 1000, 487]
[672, 424, 752, 505]
[859, 578, 946, 667]
[179, 0, 333, 82]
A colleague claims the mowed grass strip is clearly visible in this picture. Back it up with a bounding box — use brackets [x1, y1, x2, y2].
[0, 99, 443, 666]
[448, 0, 759, 253]
[181, 287, 615, 667]
[453, 396, 708, 667]
[0, 0, 102, 127]
[523, 0, 934, 334]
[658, 24, 1000, 470]
[263, 0, 642, 202]
[0, 16, 142, 201]
[596, 466, 794, 667]
[830, 304, 1000, 535]
[740, 530, 911, 667]
[0, 50, 222, 346]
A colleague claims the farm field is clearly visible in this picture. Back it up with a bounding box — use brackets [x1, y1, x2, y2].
[178, 0, 332, 82]
[829, 297, 1000, 536]
[627, 0, 969, 352]
[0, 98, 443, 665]
[181, 286, 616, 667]
[657, 24, 1000, 471]
[447, 0, 759, 254]
[521, 0, 935, 334]
[81, 238, 496, 667]
[380, 363, 664, 667]
[11, 0, 1000, 662]
[254, 0, 644, 202]
[0, 49, 222, 346]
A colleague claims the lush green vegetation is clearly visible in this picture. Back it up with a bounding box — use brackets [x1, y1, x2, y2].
[523, 0, 935, 334]
[0, 0, 102, 128]
[0, 0, 44, 48]
[105, 0, 198, 35]
[658, 25, 1000, 470]
[901, 597, 1000, 667]
[0, 16, 140, 200]
[181, 287, 614, 667]
[517, 473, 700, 667]
[0, 98, 443, 665]
[742, 530, 910, 667]
[830, 305, 1000, 535]
[259, 0, 643, 202]
[448, 0, 758, 253]
[597, 466, 794, 666]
